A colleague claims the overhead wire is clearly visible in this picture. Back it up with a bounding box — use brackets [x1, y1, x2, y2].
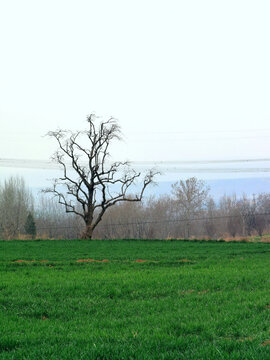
[34, 212, 270, 231]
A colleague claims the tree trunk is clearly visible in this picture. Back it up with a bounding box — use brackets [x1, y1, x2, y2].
[81, 224, 93, 239]
[185, 219, 191, 239]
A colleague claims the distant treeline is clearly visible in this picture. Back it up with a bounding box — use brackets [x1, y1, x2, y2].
[0, 176, 270, 240]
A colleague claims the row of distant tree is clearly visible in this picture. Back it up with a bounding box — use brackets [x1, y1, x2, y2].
[1, 115, 270, 240]
[0, 175, 270, 240]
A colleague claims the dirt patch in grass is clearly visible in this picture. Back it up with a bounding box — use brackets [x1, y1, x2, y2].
[179, 290, 195, 295]
[76, 259, 109, 263]
[179, 259, 192, 262]
[198, 289, 209, 295]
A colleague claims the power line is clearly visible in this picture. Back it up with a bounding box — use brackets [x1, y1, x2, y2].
[1, 157, 270, 172]
[33, 212, 270, 231]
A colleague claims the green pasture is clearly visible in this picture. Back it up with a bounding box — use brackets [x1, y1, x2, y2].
[0, 239, 270, 359]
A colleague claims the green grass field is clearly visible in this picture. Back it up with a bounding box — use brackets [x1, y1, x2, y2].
[1, 239, 270, 359]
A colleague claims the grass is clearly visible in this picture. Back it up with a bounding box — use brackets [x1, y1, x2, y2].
[1, 239, 270, 359]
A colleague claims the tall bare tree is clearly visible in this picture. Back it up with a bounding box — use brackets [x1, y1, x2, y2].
[44, 114, 157, 239]
[219, 194, 241, 238]
[238, 194, 257, 236]
[255, 193, 270, 236]
[204, 197, 217, 238]
[171, 177, 209, 238]
[0, 176, 34, 239]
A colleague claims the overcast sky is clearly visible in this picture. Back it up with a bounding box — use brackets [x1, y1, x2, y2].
[1, 0, 270, 162]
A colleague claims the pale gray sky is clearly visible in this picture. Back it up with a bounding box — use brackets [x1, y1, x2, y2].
[1, 0, 270, 162]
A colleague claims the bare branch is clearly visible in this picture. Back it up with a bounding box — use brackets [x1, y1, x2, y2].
[44, 114, 158, 238]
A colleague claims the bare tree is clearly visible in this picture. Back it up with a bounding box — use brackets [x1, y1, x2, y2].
[171, 177, 209, 238]
[44, 114, 157, 239]
[219, 194, 242, 238]
[238, 194, 257, 236]
[0, 176, 34, 239]
[204, 197, 217, 238]
[255, 193, 270, 236]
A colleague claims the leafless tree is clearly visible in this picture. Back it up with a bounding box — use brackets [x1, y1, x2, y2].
[43, 114, 158, 239]
[219, 194, 241, 237]
[204, 197, 217, 238]
[238, 194, 257, 236]
[0, 176, 34, 239]
[255, 193, 270, 236]
[171, 177, 209, 238]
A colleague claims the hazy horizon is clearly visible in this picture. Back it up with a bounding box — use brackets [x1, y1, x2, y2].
[1, 157, 270, 200]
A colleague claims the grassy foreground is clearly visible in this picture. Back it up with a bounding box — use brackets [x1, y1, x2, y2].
[0, 240, 270, 359]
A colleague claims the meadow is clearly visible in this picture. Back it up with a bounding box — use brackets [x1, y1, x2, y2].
[0, 239, 270, 359]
